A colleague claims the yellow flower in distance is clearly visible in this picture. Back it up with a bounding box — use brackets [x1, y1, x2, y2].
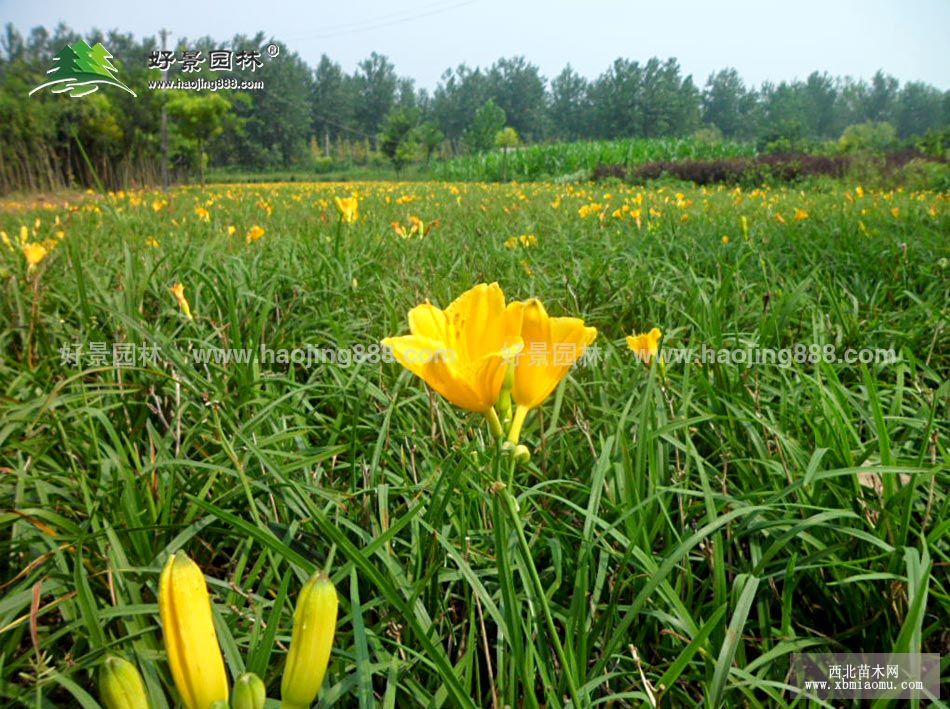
[22, 242, 48, 271]
[334, 194, 359, 223]
[280, 572, 338, 709]
[794, 208, 809, 222]
[381, 283, 523, 413]
[510, 298, 597, 411]
[246, 225, 265, 243]
[626, 327, 662, 364]
[158, 553, 229, 709]
[169, 282, 193, 320]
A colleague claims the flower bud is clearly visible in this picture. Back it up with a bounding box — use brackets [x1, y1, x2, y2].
[158, 552, 229, 709]
[232, 673, 266, 709]
[513, 444, 531, 464]
[99, 655, 149, 709]
[280, 572, 338, 709]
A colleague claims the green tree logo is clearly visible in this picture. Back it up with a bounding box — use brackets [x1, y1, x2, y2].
[29, 41, 137, 98]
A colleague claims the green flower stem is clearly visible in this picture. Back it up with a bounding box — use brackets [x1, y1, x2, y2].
[497, 470, 582, 707]
[333, 216, 343, 259]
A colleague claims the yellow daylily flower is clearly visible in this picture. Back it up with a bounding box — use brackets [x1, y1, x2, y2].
[169, 282, 193, 320]
[381, 282, 523, 413]
[246, 225, 265, 243]
[280, 572, 338, 709]
[509, 298, 597, 412]
[22, 242, 48, 271]
[392, 221, 411, 239]
[334, 195, 359, 223]
[794, 208, 809, 221]
[158, 553, 229, 709]
[626, 327, 662, 364]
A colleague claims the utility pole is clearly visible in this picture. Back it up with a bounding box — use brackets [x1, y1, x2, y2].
[159, 28, 169, 191]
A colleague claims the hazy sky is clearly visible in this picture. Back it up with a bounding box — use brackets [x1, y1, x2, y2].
[2, 0, 949, 90]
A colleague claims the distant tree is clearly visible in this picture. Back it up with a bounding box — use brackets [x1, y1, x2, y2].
[494, 126, 520, 149]
[640, 58, 699, 136]
[802, 71, 838, 138]
[759, 81, 810, 148]
[702, 68, 760, 139]
[895, 81, 945, 139]
[864, 70, 899, 123]
[354, 52, 397, 141]
[495, 126, 520, 180]
[413, 121, 444, 164]
[487, 56, 547, 140]
[166, 93, 230, 183]
[589, 59, 644, 138]
[379, 106, 419, 173]
[311, 54, 356, 145]
[431, 64, 491, 146]
[251, 43, 313, 165]
[463, 99, 506, 153]
[839, 120, 898, 153]
[549, 65, 591, 140]
[395, 76, 417, 110]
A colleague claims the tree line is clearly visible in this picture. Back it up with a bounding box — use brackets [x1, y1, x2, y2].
[1, 22, 947, 191]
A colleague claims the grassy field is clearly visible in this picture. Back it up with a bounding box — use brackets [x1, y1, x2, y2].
[0, 180, 947, 707]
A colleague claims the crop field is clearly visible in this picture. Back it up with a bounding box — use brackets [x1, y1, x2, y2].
[0, 180, 948, 706]
[431, 138, 756, 182]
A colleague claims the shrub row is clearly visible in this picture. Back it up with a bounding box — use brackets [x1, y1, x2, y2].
[596, 151, 946, 186]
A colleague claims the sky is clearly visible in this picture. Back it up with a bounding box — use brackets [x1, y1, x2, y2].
[2, 0, 949, 91]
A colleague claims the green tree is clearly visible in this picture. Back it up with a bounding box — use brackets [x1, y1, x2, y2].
[895, 82, 945, 139]
[354, 52, 397, 141]
[413, 121, 444, 165]
[166, 93, 231, 184]
[702, 68, 758, 138]
[487, 56, 547, 140]
[379, 106, 420, 173]
[839, 120, 897, 153]
[463, 99, 506, 153]
[549, 65, 591, 140]
[431, 64, 490, 148]
[311, 54, 356, 146]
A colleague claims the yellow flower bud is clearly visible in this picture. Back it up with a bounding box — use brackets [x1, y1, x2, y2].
[158, 552, 229, 709]
[99, 656, 150, 709]
[232, 673, 266, 709]
[280, 572, 338, 709]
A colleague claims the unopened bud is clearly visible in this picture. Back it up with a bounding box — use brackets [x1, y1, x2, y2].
[99, 656, 149, 709]
[232, 673, 266, 709]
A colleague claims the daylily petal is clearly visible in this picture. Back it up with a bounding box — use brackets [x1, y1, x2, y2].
[408, 303, 447, 342]
[512, 299, 597, 409]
